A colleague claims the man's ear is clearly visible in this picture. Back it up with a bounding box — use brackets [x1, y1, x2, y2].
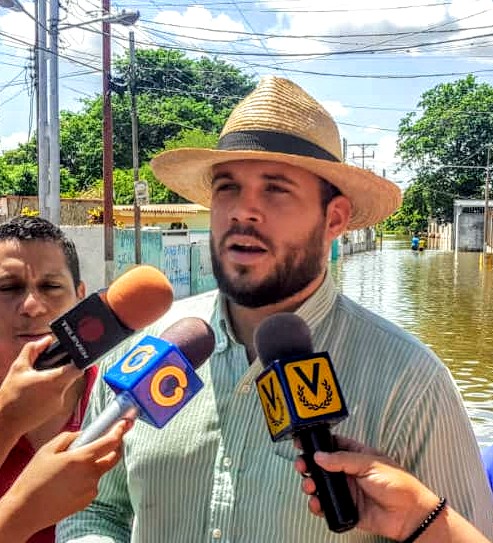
[76, 281, 86, 300]
[325, 195, 352, 241]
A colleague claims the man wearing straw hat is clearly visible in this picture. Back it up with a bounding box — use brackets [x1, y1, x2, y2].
[58, 77, 493, 543]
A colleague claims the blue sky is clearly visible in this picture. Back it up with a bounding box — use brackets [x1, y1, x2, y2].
[1, 0, 493, 188]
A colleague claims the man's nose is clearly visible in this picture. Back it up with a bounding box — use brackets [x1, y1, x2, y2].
[228, 190, 263, 223]
[20, 290, 48, 317]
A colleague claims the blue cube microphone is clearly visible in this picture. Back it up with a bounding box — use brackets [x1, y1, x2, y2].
[254, 312, 358, 533]
[70, 317, 215, 449]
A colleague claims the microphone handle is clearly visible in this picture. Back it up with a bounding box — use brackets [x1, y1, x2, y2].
[69, 392, 139, 450]
[297, 426, 359, 533]
[34, 341, 72, 370]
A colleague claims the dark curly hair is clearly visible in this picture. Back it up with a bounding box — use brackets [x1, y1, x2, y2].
[0, 216, 81, 288]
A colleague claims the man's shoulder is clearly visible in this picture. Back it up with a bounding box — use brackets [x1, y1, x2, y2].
[148, 289, 219, 334]
[333, 293, 443, 367]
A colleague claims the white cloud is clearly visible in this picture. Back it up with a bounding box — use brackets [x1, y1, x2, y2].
[258, 0, 493, 58]
[153, 6, 246, 46]
[362, 125, 383, 135]
[321, 100, 350, 118]
[0, 131, 28, 152]
[0, 0, 145, 73]
[0, 8, 35, 52]
[376, 134, 398, 168]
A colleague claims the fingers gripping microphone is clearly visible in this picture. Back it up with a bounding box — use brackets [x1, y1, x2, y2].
[34, 265, 174, 370]
[254, 313, 358, 533]
[69, 317, 215, 449]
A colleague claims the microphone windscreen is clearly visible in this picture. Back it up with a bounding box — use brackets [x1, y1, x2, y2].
[254, 313, 313, 367]
[160, 317, 215, 370]
[106, 265, 174, 330]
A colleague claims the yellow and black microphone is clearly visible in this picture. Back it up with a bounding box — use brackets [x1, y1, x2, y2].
[254, 312, 358, 533]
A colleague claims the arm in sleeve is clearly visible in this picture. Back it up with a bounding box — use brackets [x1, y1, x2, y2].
[391, 366, 493, 540]
[56, 362, 133, 543]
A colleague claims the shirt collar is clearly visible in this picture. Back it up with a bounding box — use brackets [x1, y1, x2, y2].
[212, 294, 236, 353]
[295, 269, 338, 329]
[212, 268, 338, 353]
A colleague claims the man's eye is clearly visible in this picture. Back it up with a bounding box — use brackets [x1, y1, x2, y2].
[42, 284, 62, 290]
[267, 184, 289, 193]
[214, 183, 237, 192]
[0, 285, 22, 292]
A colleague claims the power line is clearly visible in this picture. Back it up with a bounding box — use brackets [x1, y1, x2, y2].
[125, 1, 455, 13]
[139, 19, 493, 41]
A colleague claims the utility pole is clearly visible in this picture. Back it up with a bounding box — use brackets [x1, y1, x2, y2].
[484, 144, 492, 256]
[36, 0, 49, 219]
[347, 142, 377, 170]
[129, 31, 141, 264]
[2, 0, 138, 230]
[102, 0, 114, 286]
[48, 0, 60, 224]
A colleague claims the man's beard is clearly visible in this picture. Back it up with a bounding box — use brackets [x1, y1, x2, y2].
[210, 222, 326, 308]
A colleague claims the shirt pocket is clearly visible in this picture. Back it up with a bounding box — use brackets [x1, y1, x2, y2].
[272, 439, 299, 462]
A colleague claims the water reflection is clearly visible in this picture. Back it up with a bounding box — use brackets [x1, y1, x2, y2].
[331, 237, 493, 446]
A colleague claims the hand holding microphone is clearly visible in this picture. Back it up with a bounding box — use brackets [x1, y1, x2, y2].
[254, 313, 358, 533]
[70, 317, 215, 449]
[35, 265, 174, 370]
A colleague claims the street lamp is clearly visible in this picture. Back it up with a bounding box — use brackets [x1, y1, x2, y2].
[58, 9, 140, 30]
[0, 0, 22, 11]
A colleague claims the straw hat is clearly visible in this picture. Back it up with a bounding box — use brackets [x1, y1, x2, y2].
[150, 76, 402, 230]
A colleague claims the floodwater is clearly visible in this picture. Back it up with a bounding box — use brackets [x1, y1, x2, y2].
[330, 237, 493, 447]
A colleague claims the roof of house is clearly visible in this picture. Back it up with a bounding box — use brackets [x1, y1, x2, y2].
[114, 204, 210, 216]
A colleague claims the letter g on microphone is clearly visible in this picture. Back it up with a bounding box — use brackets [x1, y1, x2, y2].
[104, 335, 203, 428]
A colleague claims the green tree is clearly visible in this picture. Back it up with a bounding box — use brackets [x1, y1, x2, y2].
[396, 75, 493, 223]
[90, 129, 219, 205]
[382, 181, 428, 234]
[60, 102, 103, 189]
[56, 51, 255, 191]
[0, 158, 77, 196]
[3, 50, 255, 202]
[114, 49, 255, 111]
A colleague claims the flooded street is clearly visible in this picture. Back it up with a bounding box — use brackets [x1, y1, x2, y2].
[330, 237, 493, 447]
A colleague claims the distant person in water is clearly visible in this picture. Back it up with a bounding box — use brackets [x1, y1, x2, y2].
[411, 232, 420, 251]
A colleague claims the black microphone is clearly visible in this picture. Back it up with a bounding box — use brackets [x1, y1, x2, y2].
[34, 265, 174, 370]
[254, 312, 358, 533]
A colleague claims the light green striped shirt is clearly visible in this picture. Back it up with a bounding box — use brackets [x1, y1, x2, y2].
[57, 271, 493, 543]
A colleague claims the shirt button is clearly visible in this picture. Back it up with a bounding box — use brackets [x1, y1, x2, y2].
[240, 384, 251, 394]
[212, 528, 222, 539]
[223, 457, 232, 468]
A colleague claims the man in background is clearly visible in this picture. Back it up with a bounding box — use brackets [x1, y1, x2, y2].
[0, 216, 101, 542]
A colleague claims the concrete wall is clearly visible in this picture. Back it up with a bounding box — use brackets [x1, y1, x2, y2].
[1, 196, 102, 225]
[62, 226, 216, 299]
[61, 225, 105, 293]
[340, 227, 376, 256]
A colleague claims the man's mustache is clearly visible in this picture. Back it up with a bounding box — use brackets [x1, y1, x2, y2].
[219, 224, 273, 252]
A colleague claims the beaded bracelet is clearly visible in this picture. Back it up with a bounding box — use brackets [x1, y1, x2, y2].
[402, 497, 447, 543]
